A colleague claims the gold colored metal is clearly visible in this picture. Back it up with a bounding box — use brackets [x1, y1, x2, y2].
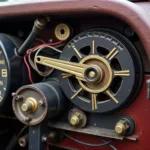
[55, 23, 71, 41]
[92, 94, 97, 110]
[72, 45, 82, 58]
[106, 48, 119, 60]
[78, 55, 113, 93]
[69, 112, 83, 126]
[105, 90, 119, 104]
[92, 40, 95, 54]
[21, 97, 38, 112]
[115, 119, 129, 135]
[71, 88, 83, 99]
[0, 96, 3, 101]
[62, 73, 72, 78]
[114, 70, 130, 76]
[35, 56, 97, 82]
[89, 71, 96, 78]
[70, 115, 80, 126]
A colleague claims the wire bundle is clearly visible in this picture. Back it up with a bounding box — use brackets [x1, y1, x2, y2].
[24, 40, 62, 83]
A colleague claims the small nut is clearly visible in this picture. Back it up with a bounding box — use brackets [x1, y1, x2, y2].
[42, 135, 47, 142]
[38, 100, 45, 106]
[19, 137, 27, 147]
[12, 93, 17, 97]
[24, 117, 32, 122]
[15, 95, 23, 101]
[115, 119, 129, 135]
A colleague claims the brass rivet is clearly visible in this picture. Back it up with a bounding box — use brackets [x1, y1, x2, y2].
[89, 71, 96, 78]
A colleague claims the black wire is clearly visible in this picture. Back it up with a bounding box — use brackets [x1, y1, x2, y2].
[17, 32, 36, 56]
[99, 137, 117, 150]
[17, 125, 28, 137]
[64, 132, 115, 147]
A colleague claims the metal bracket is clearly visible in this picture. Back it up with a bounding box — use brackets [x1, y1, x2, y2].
[29, 121, 48, 150]
[48, 121, 138, 141]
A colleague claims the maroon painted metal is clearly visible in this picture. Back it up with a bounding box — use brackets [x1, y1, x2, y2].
[0, 0, 150, 149]
[49, 76, 150, 150]
[0, 0, 150, 59]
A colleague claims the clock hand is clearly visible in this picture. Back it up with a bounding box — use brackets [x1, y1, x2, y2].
[35, 56, 90, 81]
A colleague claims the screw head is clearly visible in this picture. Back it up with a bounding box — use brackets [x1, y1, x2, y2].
[15, 95, 23, 101]
[42, 136, 47, 142]
[24, 117, 32, 122]
[12, 93, 16, 97]
[38, 100, 45, 106]
[19, 137, 26, 147]
[89, 71, 96, 78]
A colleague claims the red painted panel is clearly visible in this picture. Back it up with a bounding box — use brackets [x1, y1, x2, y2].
[49, 76, 150, 150]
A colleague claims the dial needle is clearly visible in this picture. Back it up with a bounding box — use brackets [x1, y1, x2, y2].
[35, 56, 90, 81]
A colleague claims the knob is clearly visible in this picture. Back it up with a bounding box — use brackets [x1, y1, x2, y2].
[12, 80, 68, 125]
[115, 119, 129, 135]
[21, 98, 37, 112]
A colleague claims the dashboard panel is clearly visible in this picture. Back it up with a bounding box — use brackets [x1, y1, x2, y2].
[0, 0, 150, 150]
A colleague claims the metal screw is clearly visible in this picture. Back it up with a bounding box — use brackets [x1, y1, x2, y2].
[15, 95, 23, 101]
[18, 137, 26, 147]
[42, 135, 47, 143]
[49, 39, 53, 43]
[24, 117, 32, 122]
[12, 93, 17, 97]
[38, 100, 45, 106]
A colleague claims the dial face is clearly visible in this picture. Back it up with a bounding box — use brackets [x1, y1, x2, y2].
[59, 30, 140, 113]
[0, 45, 8, 103]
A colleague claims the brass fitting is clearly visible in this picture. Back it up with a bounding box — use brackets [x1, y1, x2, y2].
[115, 119, 129, 135]
[35, 17, 47, 29]
[55, 23, 71, 41]
[21, 97, 38, 112]
[69, 112, 82, 127]
[89, 71, 96, 78]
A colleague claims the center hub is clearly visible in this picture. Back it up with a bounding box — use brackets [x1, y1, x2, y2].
[79, 55, 113, 94]
[84, 65, 104, 83]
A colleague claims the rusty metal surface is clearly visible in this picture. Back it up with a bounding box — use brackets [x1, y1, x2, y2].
[48, 121, 138, 141]
[0, 0, 150, 59]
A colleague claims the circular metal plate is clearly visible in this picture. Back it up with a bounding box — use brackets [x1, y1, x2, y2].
[59, 30, 140, 113]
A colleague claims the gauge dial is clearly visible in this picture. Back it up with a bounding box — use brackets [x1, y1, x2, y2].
[59, 29, 143, 113]
[0, 34, 23, 112]
[0, 47, 8, 102]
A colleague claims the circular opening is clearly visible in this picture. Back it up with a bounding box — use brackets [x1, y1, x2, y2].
[70, 56, 79, 63]
[69, 77, 80, 91]
[78, 90, 91, 102]
[109, 76, 122, 94]
[97, 93, 109, 102]
[60, 29, 65, 34]
[110, 58, 121, 70]
[19, 139, 26, 147]
[97, 46, 109, 56]
[80, 46, 91, 55]
[37, 57, 41, 61]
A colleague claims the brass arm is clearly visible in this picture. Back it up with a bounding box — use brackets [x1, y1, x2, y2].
[35, 56, 89, 81]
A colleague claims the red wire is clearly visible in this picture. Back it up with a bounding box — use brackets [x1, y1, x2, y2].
[46, 141, 49, 150]
[24, 54, 34, 84]
[24, 41, 62, 84]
